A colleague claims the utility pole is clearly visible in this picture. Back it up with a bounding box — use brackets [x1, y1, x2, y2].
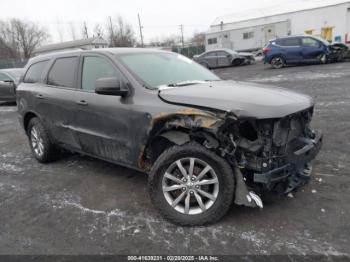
[83, 21, 89, 39]
[138, 13, 144, 47]
[179, 24, 184, 48]
[108, 16, 114, 46]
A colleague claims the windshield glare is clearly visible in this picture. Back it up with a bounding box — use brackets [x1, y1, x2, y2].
[118, 52, 220, 89]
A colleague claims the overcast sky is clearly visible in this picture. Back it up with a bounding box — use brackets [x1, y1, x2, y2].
[2, 0, 291, 44]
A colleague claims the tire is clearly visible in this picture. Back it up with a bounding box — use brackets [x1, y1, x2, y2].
[232, 59, 242, 66]
[319, 53, 327, 64]
[148, 142, 235, 226]
[27, 117, 57, 163]
[270, 56, 285, 69]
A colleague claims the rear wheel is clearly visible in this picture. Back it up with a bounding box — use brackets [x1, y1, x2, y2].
[270, 56, 285, 69]
[148, 143, 235, 226]
[27, 117, 58, 163]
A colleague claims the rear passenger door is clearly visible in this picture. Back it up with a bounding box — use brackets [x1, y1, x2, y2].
[277, 38, 302, 63]
[39, 56, 80, 149]
[203, 52, 218, 68]
[74, 54, 131, 165]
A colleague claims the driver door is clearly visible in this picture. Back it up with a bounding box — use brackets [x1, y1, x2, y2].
[301, 37, 324, 62]
[73, 54, 133, 165]
[0, 73, 16, 100]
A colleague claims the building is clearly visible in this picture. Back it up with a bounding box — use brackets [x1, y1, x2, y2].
[34, 37, 108, 56]
[206, 0, 350, 52]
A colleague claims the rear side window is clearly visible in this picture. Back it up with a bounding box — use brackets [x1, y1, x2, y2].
[277, 38, 300, 46]
[23, 61, 48, 83]
[81, 56, 119, 91]
[204, 52, 217, 57]
[47, 57, 78, 88]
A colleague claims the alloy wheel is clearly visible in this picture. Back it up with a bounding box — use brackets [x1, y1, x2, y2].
[30, 126, 44, 157]
[162, 157, 219, 215]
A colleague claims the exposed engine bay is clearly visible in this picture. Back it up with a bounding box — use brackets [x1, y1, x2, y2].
[144, 106, 323, 208]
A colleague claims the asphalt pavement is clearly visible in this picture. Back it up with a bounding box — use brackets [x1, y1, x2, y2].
[0, 61, 349, 255]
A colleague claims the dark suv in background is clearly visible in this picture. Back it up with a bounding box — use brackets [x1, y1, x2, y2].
[263, 35, 348, 68]
[17, 48, 322, 225]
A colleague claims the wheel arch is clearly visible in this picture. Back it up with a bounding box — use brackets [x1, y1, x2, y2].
[138, 109, 224, 171]
[23, 111, 39, 133]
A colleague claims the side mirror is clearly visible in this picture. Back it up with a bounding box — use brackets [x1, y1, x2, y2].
[95, 77, 128, 97]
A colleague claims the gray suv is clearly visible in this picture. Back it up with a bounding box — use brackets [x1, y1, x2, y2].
[17, 48, 322, 226]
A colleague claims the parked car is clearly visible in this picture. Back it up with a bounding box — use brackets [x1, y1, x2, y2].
[0, 68, 23, 102]
[17, 49, 322, 226]
[263, 35, 349, 69]
[193, 49, 255, 69]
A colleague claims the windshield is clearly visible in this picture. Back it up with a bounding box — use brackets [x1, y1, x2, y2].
[118, 52, 220, 89]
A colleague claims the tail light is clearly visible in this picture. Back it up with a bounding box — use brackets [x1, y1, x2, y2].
[262, 47, 271, 55]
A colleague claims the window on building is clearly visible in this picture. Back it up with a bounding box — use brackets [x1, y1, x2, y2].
[207, 38, 217, 45]
[47, 57, 78, 88]
[82, 56, 119, 91]
[23, 60, 49, 83]
[304, 29, 314, 35]
[243, 32, 254, 40]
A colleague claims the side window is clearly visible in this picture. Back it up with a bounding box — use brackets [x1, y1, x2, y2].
[281, 38, 300, 46]
[217, 51, 228, 57]
[23, 61, 48, 83]
[81, 56, 119, 91]
[0, 73, 11, 82]
[204, 52, 217, 58]
[47, 57, 78, 88]
[302, 38, 320, 47]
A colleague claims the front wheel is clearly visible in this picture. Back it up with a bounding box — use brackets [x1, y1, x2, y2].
[270, 56, 285, 69]
[148, 143, 235, 226]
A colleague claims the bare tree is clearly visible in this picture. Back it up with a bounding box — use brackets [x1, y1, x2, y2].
[191, 32, 206, 46]
[0, 18, 48, 59]
[93, 23, 104, 38]
[106, 16, 135, 47]
[68, 21, 78, 40]
[81, 22, 89, 39]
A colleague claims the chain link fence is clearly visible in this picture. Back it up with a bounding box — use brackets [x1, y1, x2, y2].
[0, 58, 28, 69]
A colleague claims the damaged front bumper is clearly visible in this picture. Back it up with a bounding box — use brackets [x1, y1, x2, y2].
[253, 131, 323, 193]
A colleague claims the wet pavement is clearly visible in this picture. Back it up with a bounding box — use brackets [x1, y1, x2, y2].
[0, 61, 349, 255]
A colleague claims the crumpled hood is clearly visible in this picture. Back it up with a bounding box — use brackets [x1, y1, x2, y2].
[158, 80, 313, 119]
[238, 52, 254, 57]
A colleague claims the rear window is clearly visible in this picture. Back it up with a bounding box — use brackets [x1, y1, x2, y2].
[47, 57, 78, 88]
[23, 60, 48, 83]
[277, 38, 300, 46]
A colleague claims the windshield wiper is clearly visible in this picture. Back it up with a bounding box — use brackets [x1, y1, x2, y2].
[167, 80, 208, 87]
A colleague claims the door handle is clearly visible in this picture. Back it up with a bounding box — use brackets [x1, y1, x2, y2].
[76, 100, 88, 106]
[36, 94, 44, 99]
